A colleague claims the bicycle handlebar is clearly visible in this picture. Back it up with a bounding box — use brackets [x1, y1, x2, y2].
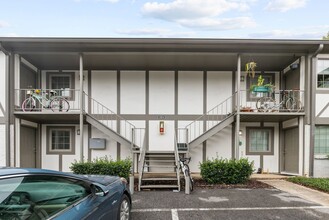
[180, 157, 191, 164]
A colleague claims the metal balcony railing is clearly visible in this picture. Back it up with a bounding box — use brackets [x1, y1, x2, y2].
[239, 90, 305, 113]
[15, 89, 81, 111]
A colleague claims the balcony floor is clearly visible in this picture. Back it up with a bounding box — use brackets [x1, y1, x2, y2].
[14, 111, 85, 124]
[240, 112, 305, 122]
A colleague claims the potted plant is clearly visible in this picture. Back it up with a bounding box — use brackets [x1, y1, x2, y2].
[250, 75, 274, 93]
[245, 61, 257, 78]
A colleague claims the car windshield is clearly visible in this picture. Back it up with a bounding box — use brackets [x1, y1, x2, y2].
[0, 175, 90, 220]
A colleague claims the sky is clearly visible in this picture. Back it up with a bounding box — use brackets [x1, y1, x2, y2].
[0, 0, 328, 39]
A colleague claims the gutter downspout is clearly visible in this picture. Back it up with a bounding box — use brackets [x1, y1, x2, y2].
[0, 43, 11, 167]
[309, 44, 324, 177]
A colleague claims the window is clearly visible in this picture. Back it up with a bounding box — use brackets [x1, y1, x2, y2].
[315, 126, 329, 154]
[246, 127, 274, 155]
[47, 72, 75, 99]
[246, 73, 275, 101]
[47, 126, 75, 154]
[317, 60, 329, 89]
[0, 175, 89, 219]
[51, 75, 71, 90]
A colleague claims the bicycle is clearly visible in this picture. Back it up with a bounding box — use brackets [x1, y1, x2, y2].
[21, 89, 70, 112]
[179, 157, 194, 192]
[256, 90, 302, 112]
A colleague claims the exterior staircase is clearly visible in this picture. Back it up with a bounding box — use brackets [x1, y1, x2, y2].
[138, 151, 180, 190]
[83, 92, 237, 192]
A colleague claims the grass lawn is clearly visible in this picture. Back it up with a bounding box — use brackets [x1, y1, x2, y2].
[287, 177, 329, 193]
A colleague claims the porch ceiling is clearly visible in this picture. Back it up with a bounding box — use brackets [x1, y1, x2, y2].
[2, 37, 328, 71]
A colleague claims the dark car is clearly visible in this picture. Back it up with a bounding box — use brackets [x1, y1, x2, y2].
[0, 167, 131, 220]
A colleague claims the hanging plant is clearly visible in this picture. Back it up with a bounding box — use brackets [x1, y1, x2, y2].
[245, 62, 257, 78]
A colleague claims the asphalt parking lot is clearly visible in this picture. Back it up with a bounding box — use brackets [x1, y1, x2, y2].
[131, 188, 329, 220]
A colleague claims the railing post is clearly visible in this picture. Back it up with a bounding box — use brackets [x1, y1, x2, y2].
[130, 127, 135, 195]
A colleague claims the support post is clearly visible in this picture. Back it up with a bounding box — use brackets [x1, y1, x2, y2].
[235, 54, 241, 160]
[3, 48, 10, 166]
[130, 128, 134, 195]
[79, 54, 84, 162]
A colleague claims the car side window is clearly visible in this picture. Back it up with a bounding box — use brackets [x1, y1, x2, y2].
[0, 175, 91, 219]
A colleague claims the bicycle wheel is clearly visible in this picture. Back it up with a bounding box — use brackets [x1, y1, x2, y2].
[50, 97, 70, 112]
[22, 97, 36, 112]
[184, 166, 193, 192]
[285, 98, 302, 112]
[256, 97, 275, 112]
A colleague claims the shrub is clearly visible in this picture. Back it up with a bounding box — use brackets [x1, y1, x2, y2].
[70, 156, 131, 180]
[200, 158, 254, 184]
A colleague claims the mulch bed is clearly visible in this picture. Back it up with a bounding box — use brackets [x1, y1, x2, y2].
[193, 179, 272, 189]
[133, 178, 272, 191]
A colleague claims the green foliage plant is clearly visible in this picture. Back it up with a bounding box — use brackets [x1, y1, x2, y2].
[200, 158, 254, 184]
[70, 156, 131, 180]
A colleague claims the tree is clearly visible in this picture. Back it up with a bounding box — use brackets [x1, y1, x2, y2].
[323, 32, 329, 40]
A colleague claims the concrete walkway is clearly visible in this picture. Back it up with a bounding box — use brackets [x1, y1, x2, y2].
[260, 179, 329, 207]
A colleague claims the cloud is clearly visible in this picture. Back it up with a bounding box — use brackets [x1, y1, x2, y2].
[142, 0, 256, 30]
[178, 17, 256, 30]
[265, 0, 307, 12]
[0, 21, 9, 28]
[249, 26, 329, 39]
[116, 28, 194, 37]
[74, 0, 120, 3]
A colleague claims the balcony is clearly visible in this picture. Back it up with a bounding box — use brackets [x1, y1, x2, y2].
[239, 89, 305, 122]
[14, 89, 83, 123]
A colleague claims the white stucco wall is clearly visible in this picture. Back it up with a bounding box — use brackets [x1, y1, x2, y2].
[316, 94, 329, 117]
[121, 71, 145, 114]
[206, 126, 232, 160]
[178, 71, 203, 114]
[149, 71, 175, 114]
[207, 71, 232, 111]
[91, 122, 118, 161]
[149, 120, 175, 151]
[91, 70, 117, 112]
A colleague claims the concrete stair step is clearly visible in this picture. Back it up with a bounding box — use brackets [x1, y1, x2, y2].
[142, 177, 178, 181]
[145, 164, 176, 168]
[145, 155, 175, 158]
[145, 160, 176, 163]
[140, 185, 179, 189]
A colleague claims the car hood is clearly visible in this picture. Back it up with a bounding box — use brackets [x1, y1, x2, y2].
[81, 175, 120, 186]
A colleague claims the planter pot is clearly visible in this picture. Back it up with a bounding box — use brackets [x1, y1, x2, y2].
[252, 86, 270, 93]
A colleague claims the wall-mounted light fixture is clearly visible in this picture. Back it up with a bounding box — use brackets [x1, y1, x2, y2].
[77, 129, 80, 135]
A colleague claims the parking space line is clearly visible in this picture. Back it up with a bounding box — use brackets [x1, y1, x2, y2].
[132, 206, 328, 213]
[171, 209, 179, 220]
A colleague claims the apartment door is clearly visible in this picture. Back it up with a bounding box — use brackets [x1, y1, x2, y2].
[283, 127, 299, 174]
[20, 125, 36, 168]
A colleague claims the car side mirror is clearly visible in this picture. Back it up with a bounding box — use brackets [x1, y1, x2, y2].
[91, 183, 109, 197]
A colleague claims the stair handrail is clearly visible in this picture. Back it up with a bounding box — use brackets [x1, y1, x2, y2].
[84, 92, 136, 143]
[174, 128, 183, 192]
[137, 133, 147, 191]
[185, 92, 237, 142]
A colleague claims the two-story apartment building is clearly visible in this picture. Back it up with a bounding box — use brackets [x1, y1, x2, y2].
[0, 38, 329, 189]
